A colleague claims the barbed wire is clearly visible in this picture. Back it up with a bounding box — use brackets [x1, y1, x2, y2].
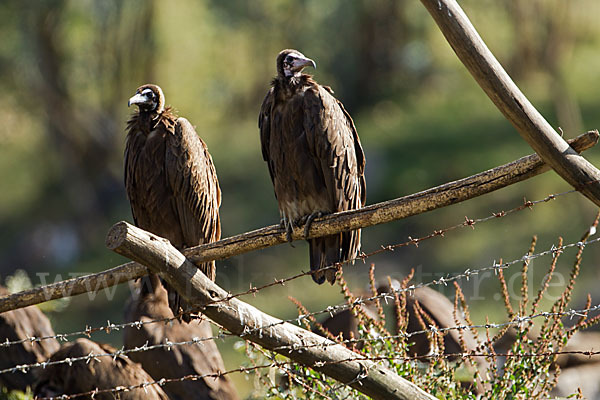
[31, 346, 600, 400]
[33, 360, 277, 400]
[1, 230, 591, 359]
[0, 316, 176, 350]
[0, 188, 577, 352]
[2, 223, 597, 374]
[4, 187, 597, 400]
[205, 189, 576, 306]
[4, 286, 600, 377]
[1, 335, 226, 376]
[248, 340, 341, 400]
[231, 233, 600, 345]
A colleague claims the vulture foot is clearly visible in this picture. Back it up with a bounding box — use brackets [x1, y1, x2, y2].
[281, 219, 295, 247]
[302, 212, 323, 239]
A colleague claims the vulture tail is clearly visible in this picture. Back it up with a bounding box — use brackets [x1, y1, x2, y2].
[162, 280, 192, 323]
[309, 229, 362, 285]
[309, 235, 341, 284]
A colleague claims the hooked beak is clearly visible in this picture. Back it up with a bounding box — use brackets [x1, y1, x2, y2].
[128, 93, 148, 107]
[292, 55, 316, 71]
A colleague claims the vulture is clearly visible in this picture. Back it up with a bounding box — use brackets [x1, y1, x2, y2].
[0, 286, 59, 391]
[124, 275, 239, 400]
[259, 49, 366, 284]
[316, 283, 479, 358]
[125, 84, 221, 321]
[317, 283, 488, 393]
[34, 338, 169, 400]
[401, 285, 478, 358]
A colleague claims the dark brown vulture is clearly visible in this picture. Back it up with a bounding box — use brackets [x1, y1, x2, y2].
[317, 283, 488, 393]
[34, 338, 169, 400]
[401, 285, 478, 358]
[124, 275, 239, 400]
[316, 283, 479, 357]
[318, 301, 379, 350]
[0, 286, 59, 391]
[259, 49, 366, 284]
[126, 84, 221, 321]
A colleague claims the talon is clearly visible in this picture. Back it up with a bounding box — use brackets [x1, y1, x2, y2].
[303, 212, 323, 239]
[285, 222, 295, 248]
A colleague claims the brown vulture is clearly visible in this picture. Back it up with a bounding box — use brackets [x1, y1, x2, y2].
[124, 275, 239, 400]
[317, 283, 488, 393]
[259, 49, 366, 284]
[34, 338, 169, 400]
[125, 84, 221, 321]
[0, 286, 59, 391]
[316, 283, 479, 357]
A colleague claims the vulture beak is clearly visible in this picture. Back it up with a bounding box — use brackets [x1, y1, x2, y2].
[128, 93, 148, 107]
[292, 55, 317, 71]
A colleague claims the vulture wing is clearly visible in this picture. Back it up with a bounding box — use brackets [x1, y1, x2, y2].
[258, 88, 276, 183]
[303, 85, 365, 209]
[124, 115, 177, 233]
[123, 121, 148, 227]
[303, 85, 366, 283]
[165, 117, 221, 281]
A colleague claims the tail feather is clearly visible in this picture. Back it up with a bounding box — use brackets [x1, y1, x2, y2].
[309, 229, 362, 285]
[309, 235, 341, 284]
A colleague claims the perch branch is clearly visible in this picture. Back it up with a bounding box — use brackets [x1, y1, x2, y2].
[105, 221, 436, 400]
[0, 131, 597, 313]
[421, 0, 600, 206]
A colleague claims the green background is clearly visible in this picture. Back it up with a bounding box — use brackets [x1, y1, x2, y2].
[1, 0, 600, 397]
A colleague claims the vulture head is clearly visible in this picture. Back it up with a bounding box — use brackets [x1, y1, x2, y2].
[128, 84, 165, 114]
[277, 49, 316, 79]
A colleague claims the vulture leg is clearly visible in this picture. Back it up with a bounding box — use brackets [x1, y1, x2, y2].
[302, 211, 323, 239]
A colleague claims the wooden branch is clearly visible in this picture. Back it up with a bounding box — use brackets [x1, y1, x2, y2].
[106, 222, 436, 400]
[0, 131, 596, 313]
[421, 0, 600, 206]
[0, 261, 147, 314]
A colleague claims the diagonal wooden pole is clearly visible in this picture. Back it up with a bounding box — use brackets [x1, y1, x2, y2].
[421, 0, 600, 206]
[105, 221, 436, 400]
[0, 131, 597, 313]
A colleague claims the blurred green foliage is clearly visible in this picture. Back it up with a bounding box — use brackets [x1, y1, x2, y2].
[0, 387, 31, 400]
[1, 0, 600, 397]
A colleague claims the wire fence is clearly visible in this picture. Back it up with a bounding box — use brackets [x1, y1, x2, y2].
[27, 347, 600, 400]
[2, 187, 600, 399]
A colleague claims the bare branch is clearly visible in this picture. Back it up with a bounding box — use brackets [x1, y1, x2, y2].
[421, 0, 600, 206]
[105, 221, 436, 400]
[0, 131, 596, 313]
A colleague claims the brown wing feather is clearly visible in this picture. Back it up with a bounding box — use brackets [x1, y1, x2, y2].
[125, 111, 184, 246]
[124, 115, 147, 228]
[304, 85, 365, 212]
[125, 111, 220, 321]
[303, 85, 366, 283]
[259, 88, 277, 184]
[165, 117, 221, 281]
